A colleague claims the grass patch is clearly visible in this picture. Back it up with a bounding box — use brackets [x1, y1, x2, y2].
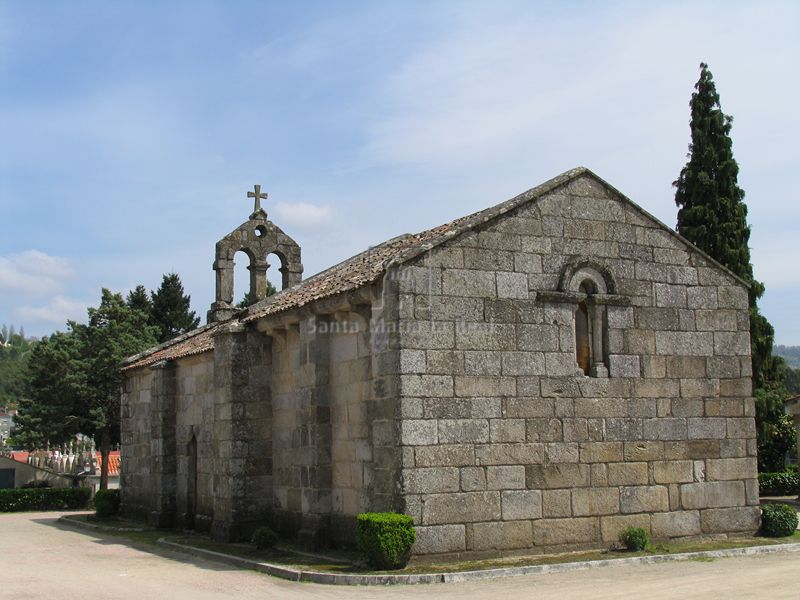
[62, 516, 800, 577]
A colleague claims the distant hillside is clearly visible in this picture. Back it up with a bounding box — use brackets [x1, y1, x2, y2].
[775, 345, 800, 369]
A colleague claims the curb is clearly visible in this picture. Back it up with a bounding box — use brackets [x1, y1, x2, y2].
[58, 514, 146, 533]
[156, 538, 800, 586]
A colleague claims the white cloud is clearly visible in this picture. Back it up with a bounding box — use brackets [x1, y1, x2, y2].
[272, 201, 332, 228]
[16, 295, 89, 325]
[0, 250, 75, 295]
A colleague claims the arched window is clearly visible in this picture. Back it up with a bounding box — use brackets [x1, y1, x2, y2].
[568, 271, 608, 378]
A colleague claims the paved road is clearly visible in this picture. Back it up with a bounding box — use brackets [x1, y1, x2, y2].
[1, 511, 797, 600]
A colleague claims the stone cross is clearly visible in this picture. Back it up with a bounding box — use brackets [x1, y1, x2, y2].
[247, 184, 268, 215]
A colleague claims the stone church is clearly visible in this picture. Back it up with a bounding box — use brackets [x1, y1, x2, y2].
[120, 168, 759, 556]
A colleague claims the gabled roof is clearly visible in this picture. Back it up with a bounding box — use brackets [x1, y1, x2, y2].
[122, 167, 748, 371]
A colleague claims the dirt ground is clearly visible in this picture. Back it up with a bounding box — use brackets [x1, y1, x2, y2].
[2, 511, 797, 600]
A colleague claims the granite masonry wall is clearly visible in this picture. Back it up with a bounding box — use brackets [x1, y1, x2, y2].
[395, 174, 759, 556]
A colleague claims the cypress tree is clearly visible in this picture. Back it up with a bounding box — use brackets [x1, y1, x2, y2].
[673, 63, 779, 389]
[150, 273, 200, 343]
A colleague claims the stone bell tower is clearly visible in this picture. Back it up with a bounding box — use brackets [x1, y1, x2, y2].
[207, 184, 303, 323]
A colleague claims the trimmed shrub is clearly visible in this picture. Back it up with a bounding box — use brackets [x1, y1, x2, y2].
[619, 526, 649, 551]
[759, 471, 800, 496]
[761, 503, 798, 537]
[356, 512, 416, 570]
[0, 487, 91, 512]
[251, 526, 278, 549]
[94, 489, 121, 518]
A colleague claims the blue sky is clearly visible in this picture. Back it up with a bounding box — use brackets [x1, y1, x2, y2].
[1, 1, 798, 344]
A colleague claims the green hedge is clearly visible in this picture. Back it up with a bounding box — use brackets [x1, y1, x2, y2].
[761, 503, 799, 537]
[94, 489, 120, 518]
[618, 526, 649, 551]
[0, 487, 91, 512]
[357, 512, 416, 570]
[759, 472, 800, 496]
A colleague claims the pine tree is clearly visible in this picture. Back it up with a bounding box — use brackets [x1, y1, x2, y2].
[126, 284, 153, 317]
[150, 273, 200, 343]
[673, 63, 779, 389]
[14, 290, 159, 488]
[236, 280, 277, 308]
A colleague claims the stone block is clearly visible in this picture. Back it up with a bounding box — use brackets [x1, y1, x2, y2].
[700, 506, 760, 533]
[402, 321, 455, 350]
[463, 247, 513, 271]
[487, 465, 526, 490]
[460, 467, 486, 491]
[650, 511, 701, 538]
[727, 417, 756, 439]
[664, 440, 720, 460]
[571, 488, 619, 516]
[665, 356, 707, 378]
[540, 377, 582, 397]
[705, 457, 757, 481]
[608, 462, 649, 486]
[608, 355, 641, 378]
[544, 442, 579, 463]
[627, 398, 657, 418]
[655, 332, 713, 356]
[579, 442, 623, 463]
[670, 399, 704, 417]
[422, 398, 471, 419]
[426, 350, 465, 375]
[476, 443, 544, 466]
[719, 378, 752, 397]
[401, 374, 454, 398]
[490, 419, 526, 443]
[607, 306, 634, 328]
[681, 481, 745, 509]
[716, 285, 748, 309]
[497, 272, 529, 299]
[469, 520, 533, 551]
[401, 420, 437, 445]
[501, 490, 543, 520]
[705, 398, 744, 417]
[455, 323, 516, 351]
[600, 514, 651, 542]
[455, 376, 516, 397]
[544, 353, 579, 377]
[533, 517, 601, 546]
[505, 397, 554, 418]
[635, 378, 680, 398]
[463, 351, 502, 375]
[527, 419, 563, 442]
[574, 398, 626, 418]
[415, 444, 474, 467]
[624, 441, 664, 462]
[517, 324, 560, 352]
[526, 464, 590, 489]
[605, 418, 643, 441]
[687, 287, 718, 309]
[687, 417, 727, 440]
[643, 418, 686, 441]
[501, 351, 546, 376]
[680, 378, 720, 398]
[422, 491, 501, 525]
[402, 467, 460, 494]
[542, 489, 572, 518]
[620, 485, 669, 513]
[714, 332, 751, 356]
[438, 419, 490, 444]
[413, 524, 466, 554]
[442, 269, 496, 298]
[471, 398, 502, 418]
[562, 419, 589, 442]
[653, 460, 694, 484]
[624, 330, 656, 354]
[654, 283, 687, 308]
[719, 439, 747, 459]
